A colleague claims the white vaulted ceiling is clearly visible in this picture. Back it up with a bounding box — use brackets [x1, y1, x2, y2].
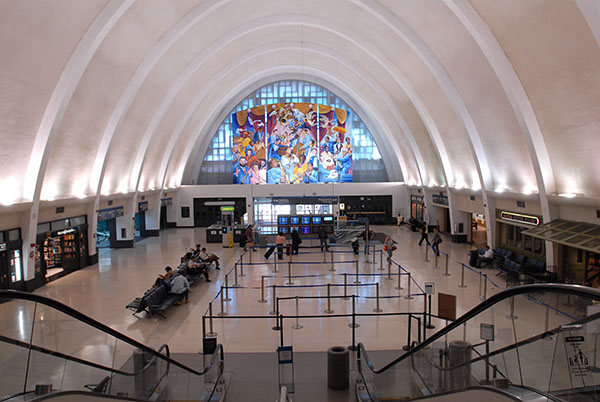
[1, 0, 599, 206]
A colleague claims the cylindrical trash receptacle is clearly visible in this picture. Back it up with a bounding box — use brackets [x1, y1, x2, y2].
[327, 346, 349, 390]
[448, 340, 472, 390]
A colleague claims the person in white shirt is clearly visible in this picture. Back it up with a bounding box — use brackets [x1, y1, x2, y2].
[199, 248, 220, 269]
[478, 245, 494, 267]
[170, 274, 190, 305]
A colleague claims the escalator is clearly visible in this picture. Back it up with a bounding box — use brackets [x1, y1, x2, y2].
[0, 290, 225, 401]
[356, 284, 600, 401]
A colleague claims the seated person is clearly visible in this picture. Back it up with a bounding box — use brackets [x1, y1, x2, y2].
[188, 259, 211, 282]
[154, 266, 174, 286]
[192, 244, 202, 259]
[199, 248, 221, 269]
[478, 245, 494, 267]
[170, 273, 191, 305]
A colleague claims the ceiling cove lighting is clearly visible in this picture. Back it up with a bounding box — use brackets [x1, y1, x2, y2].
[558, 193, 577, 198]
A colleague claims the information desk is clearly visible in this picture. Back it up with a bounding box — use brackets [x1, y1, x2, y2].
[206, 224, 245, 243]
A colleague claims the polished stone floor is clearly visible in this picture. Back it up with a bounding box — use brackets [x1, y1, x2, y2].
[0, 225, 586, 398]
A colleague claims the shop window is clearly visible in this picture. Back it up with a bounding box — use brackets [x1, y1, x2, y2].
[70, 216, 86, 226]
[0, 232, 4, 243]
[533, 238, 544, 255]
[37, 222, 51, 234]
[52, 219, 69, 231]
[577, 249, 583, 263]
[10, 250, 22, 282]
[7, 229, 20, 241]
[516, 227, 525, 248]
[508, 224, 515, 243]
[524, 235, 532, 252]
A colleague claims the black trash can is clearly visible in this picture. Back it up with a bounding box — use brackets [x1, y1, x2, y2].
[327, 346, 349, 390]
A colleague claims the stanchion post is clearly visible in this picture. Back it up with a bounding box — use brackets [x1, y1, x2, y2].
[405, 272, 414, 299]
[330, 251, 335, 272]
[379, 250, 384, 271]
[292, 296, 303, 329]
[387, 260, 392, 280]
[323, 250, 327, 262]
[258, 275, 267, 303]
[269, 285, 277, 315]
[239, 254, 245, 277]
[287, 261, 294, 285]
[372, 246, 376, 263]
[459, 264, 467, 288]
[434, 253, 439, 269]
[544, 303, 550, 333]
[403, 314, 412, 351]
[207, 302, 217, 337]
[233, 263, 239, 287]
[443, 253, 450, 276]
[324, 283, 334, 314]
[373, 282, 383, 313]
[274, 254, 278, 273]
[478, 272, 484, 300]
[483, 274, 488, 300]
[218, 287, 227, 316]
[425, 244, 430, 262]
[224, 274, 232, 301]
[348, 294, 359, 329]
[353, 260, 361, 284]
[395, 267, 403, 290]
[343, 273, 349, 300]
[507, 296, 518, 320]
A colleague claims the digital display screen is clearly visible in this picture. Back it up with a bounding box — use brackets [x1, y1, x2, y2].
[325, 226, 334, 233]
[222, 228, 227, 234]
[311, 226, 320, 234]
[290, 226, 299, 232]
[301, 217, 311, 225]
[290, 216, 300, 225]
[312, 216, 322, 225]
[323, 216, 334, 223]
[279, 227, 288, 234]
[301, 227, 311, 234]
[278, 217, 289, 225]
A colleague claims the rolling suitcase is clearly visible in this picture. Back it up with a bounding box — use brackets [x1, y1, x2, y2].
[264, 245, 276, 259]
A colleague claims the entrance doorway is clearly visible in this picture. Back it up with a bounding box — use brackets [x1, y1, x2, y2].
[471, 213, 488, 246]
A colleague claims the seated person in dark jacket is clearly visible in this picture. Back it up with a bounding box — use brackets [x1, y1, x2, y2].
[188, 259, 211, 282]
[154, 266, 174, 286]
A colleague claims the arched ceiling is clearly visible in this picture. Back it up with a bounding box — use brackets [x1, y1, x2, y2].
[1, 0, 599, 207]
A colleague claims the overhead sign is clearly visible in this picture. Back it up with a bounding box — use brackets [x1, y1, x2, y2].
[138, 201, 149, 212]
[432, 194, 448, 206]
[0, 243, 6, 252]
[98, 206, 125, 222]
[500, 211, 540, 226]
[160, 197, 173, 206]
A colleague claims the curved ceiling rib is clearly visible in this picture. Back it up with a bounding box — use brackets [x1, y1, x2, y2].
[352, 0, 493, 191]
[150, 42, 418, 189]
[576, 0, 600, 47]
[129, 16, 455, 194]
[89, 0, 229, 196]
[444, 0, 556, 208]
[22, 0, 134, 202]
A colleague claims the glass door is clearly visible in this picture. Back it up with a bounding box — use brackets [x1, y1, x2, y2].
[0, 250, 8, 289]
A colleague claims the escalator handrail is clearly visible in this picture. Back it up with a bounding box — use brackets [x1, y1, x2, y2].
[0, 290, 221, 376]
[358, 283, 600, 374]
[0, 333, 170, 377]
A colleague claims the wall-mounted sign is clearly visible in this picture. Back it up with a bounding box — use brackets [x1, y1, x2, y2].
[339, 203, 345, 211]
[138, 201, 149, 212]
[98, 206, 125, 222]
[432, 194, 448, 206]
[0, 243, 6, 252]
[220, 206, 235, 212]
[160, 197, 173, 207]
[424, 282, 436, 294]
[57, 228, 76, 235]
[500, 211, 540, 226]
[480, 323, 495, 341]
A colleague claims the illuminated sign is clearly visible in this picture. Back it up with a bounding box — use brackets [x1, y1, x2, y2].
[138, 201, 149, 212]
[220, 206, 235, 212]
[0, 243, 6, 251]
[57, 228, 76, 235]
[432, 194, 448, 206]
[500, 211, 540, 226]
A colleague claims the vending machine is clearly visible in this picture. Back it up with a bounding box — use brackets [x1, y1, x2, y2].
[220, 206, 234, 248]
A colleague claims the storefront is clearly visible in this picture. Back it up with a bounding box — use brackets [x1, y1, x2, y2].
[35, 215, 89, 285]
[0, 228, 24, 290]
[431, 194, 451, 234]
[523, 219, 600, 286]
[410, 194, 424, 221]
[496, 209, 545, 260]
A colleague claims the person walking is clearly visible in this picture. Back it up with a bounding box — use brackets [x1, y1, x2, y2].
[431, 227, 442, 257]
[276, 231, 286, 260]
[418, 225, 430, 246]
[245, 224, 256, 251]
[384, 235, 394, 262]
[318, 226, 329, 252]
[291, 228, 302, 255]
